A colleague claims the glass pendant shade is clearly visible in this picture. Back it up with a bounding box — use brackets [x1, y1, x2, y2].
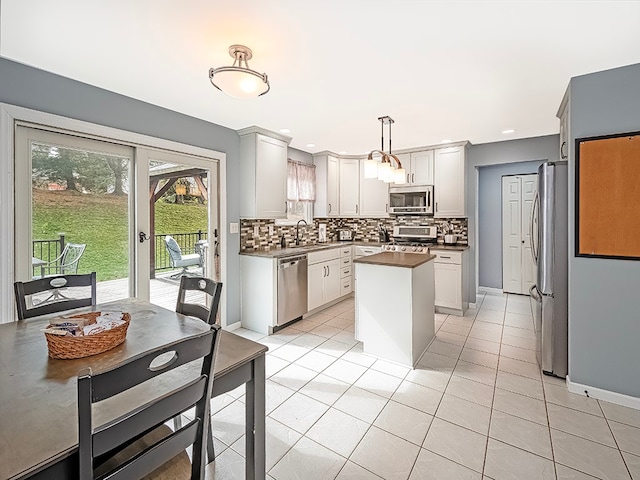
[209, 45, 270, 99]
[364, 157, 378, 178]
[377, 161, 391, 181]
[394, 167, 407, 184]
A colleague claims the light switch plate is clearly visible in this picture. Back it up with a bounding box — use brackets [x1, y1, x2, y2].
[253, 225, 260, 237]
[268, 225, 274, 236]
[229, 222, 239, 234]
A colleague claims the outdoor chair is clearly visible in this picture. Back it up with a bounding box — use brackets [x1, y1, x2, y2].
[77, 323, 221, 480]
[164, 235, 202, 277]
[35, 243, 87, 279]
[14, 272, 97, 320]
[173, 276, 223, 462]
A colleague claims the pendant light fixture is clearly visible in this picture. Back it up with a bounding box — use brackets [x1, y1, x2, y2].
[209, 45, 270, 99]
[364, 116, 406, 184]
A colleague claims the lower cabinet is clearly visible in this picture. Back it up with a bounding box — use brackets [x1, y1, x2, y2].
[431, 249, 468, 315]
[308, 250, 341, 312]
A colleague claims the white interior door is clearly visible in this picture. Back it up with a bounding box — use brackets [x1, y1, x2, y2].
[502, 174, 538, 294]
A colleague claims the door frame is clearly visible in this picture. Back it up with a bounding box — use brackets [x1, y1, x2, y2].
[0, 103, 227, 325]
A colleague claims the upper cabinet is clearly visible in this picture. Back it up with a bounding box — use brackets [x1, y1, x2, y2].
[434, 145, 467, 218]
[359, 159, 389, 217]
[409, 150, 435, 185]
[239, 127, 291, 219]
[558, 91, 569, 161]
[313, 153, 340, 217]
[339, 158, 360, 217]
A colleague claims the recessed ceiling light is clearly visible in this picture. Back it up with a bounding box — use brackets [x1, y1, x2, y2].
[280, 128, 291, 134]
[339, 151, 348, 154]
[441, 139, 452, 144]
[306, 143, 315, 148]
[502, 129, 516, 134]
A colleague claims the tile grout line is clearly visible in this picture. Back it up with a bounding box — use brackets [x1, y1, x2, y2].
[596, 394, 634, 479]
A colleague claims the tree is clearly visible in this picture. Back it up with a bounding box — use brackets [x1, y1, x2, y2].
[31, 143, 79, 191]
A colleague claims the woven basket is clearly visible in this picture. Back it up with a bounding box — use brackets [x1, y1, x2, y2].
[44, 312, 131, 359]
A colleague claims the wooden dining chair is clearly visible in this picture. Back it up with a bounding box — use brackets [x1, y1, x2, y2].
[14, 272, 97, 320]
[78, 323, 221, 480]
[174, 276, 223, 462]
[176, 276, 223, 326]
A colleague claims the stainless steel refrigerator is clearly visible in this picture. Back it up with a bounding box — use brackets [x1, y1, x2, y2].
[530, 161, 568, 377]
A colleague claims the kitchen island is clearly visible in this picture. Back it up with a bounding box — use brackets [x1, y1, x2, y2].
[354, 252, 436, 368]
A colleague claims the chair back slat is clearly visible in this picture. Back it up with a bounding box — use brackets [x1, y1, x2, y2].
[101, 420, 200, 480]
[14, 272, 97, 320]
[176, 276, 223, 325]
[92, 376, 207, 457]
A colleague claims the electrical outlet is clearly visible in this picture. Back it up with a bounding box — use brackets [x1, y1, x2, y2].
[229, 222, 239, 234]
[253, 225, 260, 237]
[268, 225, 274, 236]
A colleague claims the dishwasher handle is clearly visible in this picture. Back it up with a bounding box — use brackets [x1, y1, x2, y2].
[278, 255, 307, 269]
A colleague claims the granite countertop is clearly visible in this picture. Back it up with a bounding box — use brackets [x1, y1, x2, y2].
[239, 241, 385, 258]
[353, 252, 436, 268]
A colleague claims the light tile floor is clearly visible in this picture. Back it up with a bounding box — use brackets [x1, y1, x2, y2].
[205, 293, 640, 480]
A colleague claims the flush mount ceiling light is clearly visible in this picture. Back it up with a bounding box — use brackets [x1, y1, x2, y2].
[209, 44, 270, 99]
[364, 116, 406, 184]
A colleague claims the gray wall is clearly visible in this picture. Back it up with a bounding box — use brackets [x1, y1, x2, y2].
[568, 63, 640, 397]
[0, 56, 244, 325]
[467, 135, 559, 302]
[477, 160, 542, 289]
[287, 147, 313, 164]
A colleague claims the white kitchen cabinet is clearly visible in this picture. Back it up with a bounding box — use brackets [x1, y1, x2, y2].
[313, 153, 340, 217]
[359, 159, 389, 217]
[431, 249, 468, 315]
[308, 248, 342, 311]
[410, 150, 434, 185]
[393, 151, 433, 186]
[339, 158, 360, 216]
[340, 246, 353, 295]
[558, 92, 569, 161]
[239, 127, 290, 219]
[434, 145, 466, 217]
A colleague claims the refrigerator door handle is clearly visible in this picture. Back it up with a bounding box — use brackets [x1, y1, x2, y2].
[530, 190, 539, 265]
[529, 283, 541, 301]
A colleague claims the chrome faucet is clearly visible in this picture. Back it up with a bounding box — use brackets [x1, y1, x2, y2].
[295, 219, 308, 246]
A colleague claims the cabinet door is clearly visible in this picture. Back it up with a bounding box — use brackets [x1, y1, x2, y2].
[327, 155, 340, 216]
[434, 146, 465, 217]
[308, 262, 325, 311]
[394, 153, 411, 185]
[434, 262, 461, 309]
[255, 134, 287, 218]
[410, 150, 434, 185]
[339, 159, 360, 216]
[359, 159, 389, 217]
[324, 259, 342, 304]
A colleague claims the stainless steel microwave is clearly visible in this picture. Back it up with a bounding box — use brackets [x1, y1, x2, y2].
[389, 185, 434, 215]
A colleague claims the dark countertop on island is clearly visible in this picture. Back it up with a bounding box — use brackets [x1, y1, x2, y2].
[353, 252, 436, 268]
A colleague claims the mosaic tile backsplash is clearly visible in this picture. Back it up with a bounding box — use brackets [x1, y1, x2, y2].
[240, 216, 468, 251]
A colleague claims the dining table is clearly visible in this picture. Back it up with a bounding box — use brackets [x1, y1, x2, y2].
[0, 298, 267, 480]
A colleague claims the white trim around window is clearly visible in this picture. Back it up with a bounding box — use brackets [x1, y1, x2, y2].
[0, 103, 228, 325]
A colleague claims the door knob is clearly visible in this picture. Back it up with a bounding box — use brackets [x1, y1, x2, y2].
[139, 232, 150, 243]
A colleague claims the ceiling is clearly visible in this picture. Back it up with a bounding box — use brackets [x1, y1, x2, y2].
[2, 0, 640, 155]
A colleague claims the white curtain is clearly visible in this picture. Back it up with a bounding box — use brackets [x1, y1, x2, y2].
[287, 159, 316, 202]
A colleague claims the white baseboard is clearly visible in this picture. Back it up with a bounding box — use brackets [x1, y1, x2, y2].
[478, 287, 504, 296]
[468, 302, 477, 309]
[225, 321, 241, 332]
[567, 375, 640, 410]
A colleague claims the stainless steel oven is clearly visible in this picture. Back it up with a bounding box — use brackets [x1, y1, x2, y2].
[389, 185, 434, 215]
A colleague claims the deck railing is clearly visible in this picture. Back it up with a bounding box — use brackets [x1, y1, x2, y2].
[32, 234, 65, 276]
[154, 230, 208, 271]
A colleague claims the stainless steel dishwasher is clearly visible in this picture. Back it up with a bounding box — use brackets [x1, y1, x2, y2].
[277, 254, 308, 326]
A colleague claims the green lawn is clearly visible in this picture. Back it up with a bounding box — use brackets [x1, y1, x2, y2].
[32, 189, 207, 281]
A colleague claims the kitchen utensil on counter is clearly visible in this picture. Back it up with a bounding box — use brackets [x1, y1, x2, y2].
[444, 234, 458, 245]
[338, 229, 353, 241]
[318, 223, 327, 243]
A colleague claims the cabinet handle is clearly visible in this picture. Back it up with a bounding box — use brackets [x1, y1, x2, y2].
[327, 265, 330, 276]
[407, 173, 410, 183]
[440, 256, 451, 259]
[435, 202, 438, 212]
[328, 203, 332, 213]
[355, 204, 358, 214]
[412, 173, 415, 183]
[385, 203, 389, 212]
[560, 141, 567, 159]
